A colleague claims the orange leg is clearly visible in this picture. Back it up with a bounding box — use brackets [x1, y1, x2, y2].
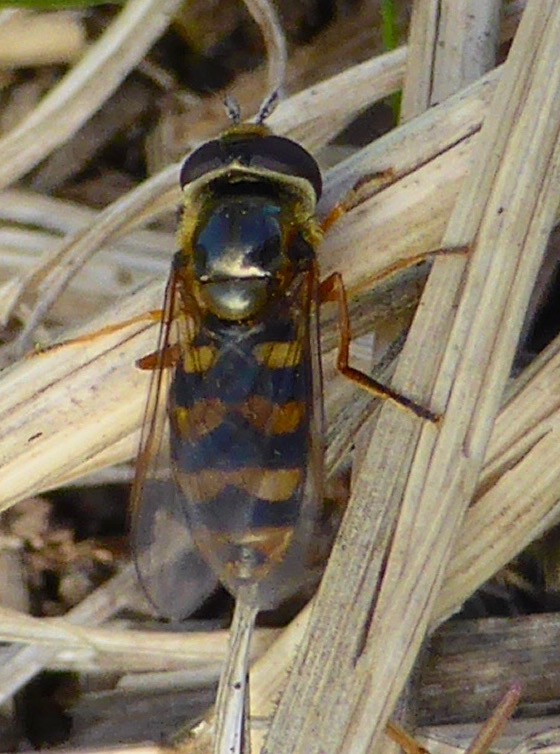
[319, 272, 438, 422]
[31, 310, 164, 357]
[386, 684, 520, 754]
[137, 342, 180, 370]
[321, 176, 469, 279]
[386, 722, 430, 754]
[68, 310, 164, 344]
[322, 194, 469, 281]
[321, 171, 397, 234]
[364, 245, 470, 289]
[40, 304, 179, 371]
[320, 189, 469, 423]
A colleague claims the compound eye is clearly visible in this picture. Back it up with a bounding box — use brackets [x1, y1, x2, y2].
[179, 133, 322, 201]
[248, 136, 322, 200]
[179, 140, 224, 188]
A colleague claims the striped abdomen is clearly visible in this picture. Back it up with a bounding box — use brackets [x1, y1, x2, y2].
[169, 309, 320, 601]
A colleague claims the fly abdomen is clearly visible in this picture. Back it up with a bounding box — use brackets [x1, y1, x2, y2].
[169, 318, 313, 593]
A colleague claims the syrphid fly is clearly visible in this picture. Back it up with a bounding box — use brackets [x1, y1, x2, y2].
[130, 109, 327, 609]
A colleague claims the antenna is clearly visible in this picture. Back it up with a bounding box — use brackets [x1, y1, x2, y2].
[224, 95, 242, 125]
[256, 89, 279, 124]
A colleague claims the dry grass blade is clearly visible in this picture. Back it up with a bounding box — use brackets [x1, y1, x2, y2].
[321, 65, 500, 281]
[436, 340, 560, 622]
[264, 3, 560, 754]
[0, 11, 85, 68]
[509, 729, 560, 754]
[0, 545, 221, 701]
[15, 744, 162, 754]
[0, 565, 135, 702]
[379, 2, 501, 747]
[0, 287, 163, 512]
[0, 190, 173, 321]
[242, 0, 286, 99]
[0, 604, 274, 678]
[385, 686, 520, 754]
[419, 614, 560, 725]
[213, 593, 259, 754]
[0, 4, 560, 752]
[430, 1, 501, 101]
[270, 46, 406, 152]
[197, 323, 560, 749]
[0, 0, 184, 191]
[402, 0, 501, 120]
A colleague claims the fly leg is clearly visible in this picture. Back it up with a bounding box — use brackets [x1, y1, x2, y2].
[320, 179, 469, 423]
[319, 272, 438, 422]
[385, 721, 430, 754]
[136, 342, 180, 370]
[356, 245, 470, 291]
[44, 261, 182, 362]
[71, 309, 164, 342]
[386, 684, 520, 754]
[321, 178, 469, 290]
[29, 309, 164, 357]
[321, 170, 397, 235]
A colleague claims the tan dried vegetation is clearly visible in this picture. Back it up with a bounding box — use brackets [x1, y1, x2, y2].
[1, 1, 560, 753]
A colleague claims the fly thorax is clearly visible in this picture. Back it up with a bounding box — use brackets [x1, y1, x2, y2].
[193, 196, 286, 321]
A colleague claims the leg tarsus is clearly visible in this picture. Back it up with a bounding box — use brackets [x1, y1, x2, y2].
[341, 365, 439, 423]
[386, 721, 430, 754]
[386, 684, 519, 754]
[33, 309, 165, 356]
[366, 245, 470, 290]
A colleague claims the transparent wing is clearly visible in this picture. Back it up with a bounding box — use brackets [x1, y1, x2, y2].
[132, 478, 218, 620]
[168, 267, 326, 609]
[131, 262, 217, 621]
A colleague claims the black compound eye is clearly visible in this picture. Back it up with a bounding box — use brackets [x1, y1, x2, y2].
[179, 133, 322, 200]
[179, 140, 225, 188]
[244, 135, 322, 200]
